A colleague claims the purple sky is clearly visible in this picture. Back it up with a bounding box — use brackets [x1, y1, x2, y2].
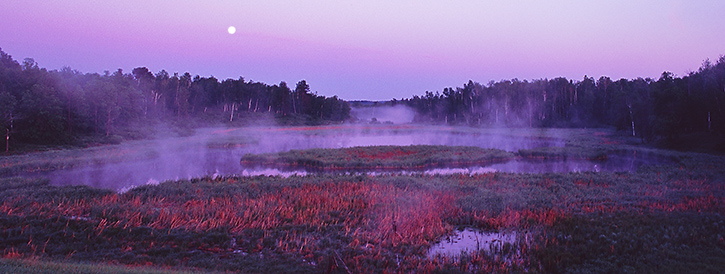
[2, 1, 724, 101]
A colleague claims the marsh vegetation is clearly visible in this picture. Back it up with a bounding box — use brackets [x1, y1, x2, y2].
[1, 125, 723, 273]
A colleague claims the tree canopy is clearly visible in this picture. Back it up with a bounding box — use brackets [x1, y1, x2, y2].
[0, 48, 350, 152]
[402, 57, 725, 146]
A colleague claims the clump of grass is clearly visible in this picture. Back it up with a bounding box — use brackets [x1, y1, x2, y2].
[240, 145, 514, 171]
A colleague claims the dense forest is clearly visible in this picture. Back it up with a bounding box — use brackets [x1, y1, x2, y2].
[0, 48, 350, 152]
[402, 56, 725, 147]
[2, 46, 724, 153]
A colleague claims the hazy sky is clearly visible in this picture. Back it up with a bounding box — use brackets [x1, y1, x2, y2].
[2, 1, 724, 100]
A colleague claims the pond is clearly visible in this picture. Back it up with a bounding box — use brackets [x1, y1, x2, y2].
[12, 125, 673, 191]
[428, 228, 519, 259]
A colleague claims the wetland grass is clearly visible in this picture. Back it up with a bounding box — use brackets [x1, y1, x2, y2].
[240, 145, 515, 171]
[1, 127, 724, 273]
[2, 146, 724, 273]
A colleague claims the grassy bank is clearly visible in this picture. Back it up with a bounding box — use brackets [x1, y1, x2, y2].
[240, 145, 514, 171]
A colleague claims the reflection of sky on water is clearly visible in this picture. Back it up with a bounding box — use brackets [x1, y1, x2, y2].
[428, 228, 518, 259]
[236, 151, 660, 177]
[16, 126, 669, 192]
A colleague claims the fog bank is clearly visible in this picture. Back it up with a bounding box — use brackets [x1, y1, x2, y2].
[11, 125, 672, 192]
[350, 105, 416, 124]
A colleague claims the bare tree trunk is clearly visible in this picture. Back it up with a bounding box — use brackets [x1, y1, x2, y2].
[469, 97, 474, 114]
[106, 108, 112, 136]
[504, 100, 509, 117]
[627, 102, 635, 137]
[230, 103, 235, 122]
[528, 100, 533, 127]
[143, 97, 148, 116]
[67, 98, 72, 136]
[153, 92, 161, 107]
[94, 106, 99, 135]
[5, 111, 12, 153]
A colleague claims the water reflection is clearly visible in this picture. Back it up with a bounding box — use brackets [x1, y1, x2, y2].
[12, 126, 671, 191]
[428, 228, 518, 259]
[235, 152, 658, 177]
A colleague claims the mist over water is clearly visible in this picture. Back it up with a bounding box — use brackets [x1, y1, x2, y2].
[14, 124, 668, 192]
[350, 105, 416, 124]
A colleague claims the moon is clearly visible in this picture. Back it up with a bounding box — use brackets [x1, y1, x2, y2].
[227, 26, 236, 34]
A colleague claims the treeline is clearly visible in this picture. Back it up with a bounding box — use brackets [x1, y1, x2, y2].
[403, 56, 725, 143]
[0, 48, 350, 152]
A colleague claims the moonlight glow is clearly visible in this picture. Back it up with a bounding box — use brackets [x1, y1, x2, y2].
[227, 26, 236, 34]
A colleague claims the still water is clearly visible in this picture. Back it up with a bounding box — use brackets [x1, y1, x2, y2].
[15, 125, 669, 191]
[428, 228, 519, 259]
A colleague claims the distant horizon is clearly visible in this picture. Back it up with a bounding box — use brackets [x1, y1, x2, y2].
[3, 1, 724, 101]
[3, 46, 720, 102]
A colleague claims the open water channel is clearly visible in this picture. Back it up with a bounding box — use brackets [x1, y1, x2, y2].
[14, 125, 672, 192]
